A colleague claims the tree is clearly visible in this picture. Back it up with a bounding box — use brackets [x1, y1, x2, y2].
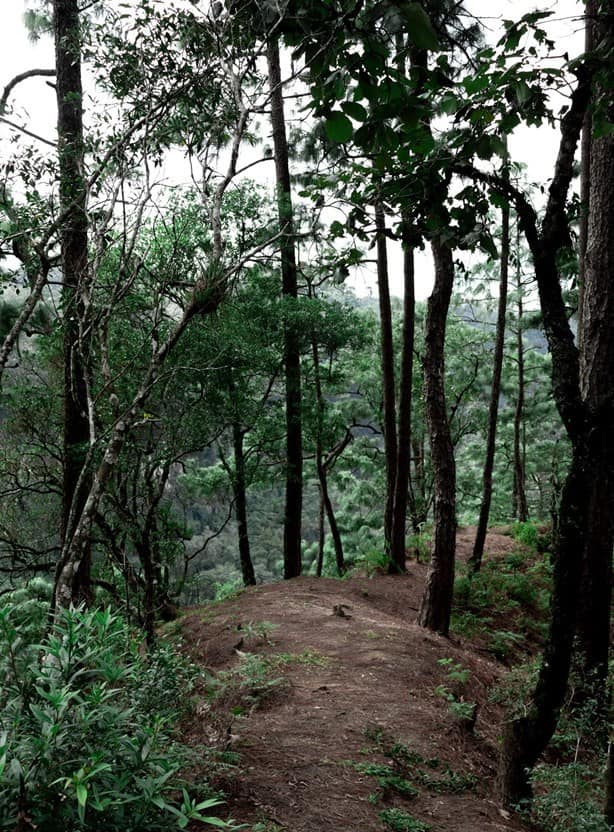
[52, 0, 93, 606]
[496, 6, 613, 801]
[266, 34, 303, 580]
[470, 152, 510, 573]
[417, 240, 456, 635]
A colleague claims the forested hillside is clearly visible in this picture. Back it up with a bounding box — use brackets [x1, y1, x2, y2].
[0, 0, 611, 829]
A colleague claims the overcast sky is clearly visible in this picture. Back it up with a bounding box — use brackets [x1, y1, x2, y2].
[1, 0, 585, 299]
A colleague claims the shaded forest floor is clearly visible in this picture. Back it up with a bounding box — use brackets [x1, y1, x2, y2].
[177, 528, 541, 832]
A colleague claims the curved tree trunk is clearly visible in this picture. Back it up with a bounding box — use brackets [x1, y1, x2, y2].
[418, 240, 456, 636]
[498, 441, 592, 804]
[53, 0, 92, 605]
[389, 230, 415, 573]
[470, 157, 509, 573]
[498, 29, 611, 804]
[267, 36, 303, 579]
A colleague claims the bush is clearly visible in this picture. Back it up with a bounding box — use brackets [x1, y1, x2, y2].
[531, 762, 609, 832]
[0, 605, 233, 831]
[511, 521, 539, 550]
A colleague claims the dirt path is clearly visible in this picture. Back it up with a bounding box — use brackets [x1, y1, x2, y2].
[180, 530, 531, 832]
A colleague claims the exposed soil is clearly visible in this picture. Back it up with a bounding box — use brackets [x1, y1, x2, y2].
[179, 528, 534, 832]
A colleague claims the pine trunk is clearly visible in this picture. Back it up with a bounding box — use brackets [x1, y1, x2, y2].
[512, 255, 529, 522]
[576, 57, 614, 697]
[390, 232, 415, 573]
[470, 161, 509, 572]
[375, 200, 398, 555]
[53, 0, 92, 605]
[312, 337, 345, 575]
[267, 37, 303, 579]
[418, 240, 456, 636]
[233, 419, 256, 587]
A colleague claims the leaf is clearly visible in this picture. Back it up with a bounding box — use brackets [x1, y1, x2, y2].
[399, 2, 440, 51]
[341, 101, 368, 122]
[513, 79, 532, 105]
[324, 111, 354, 143]
[76, 783, 88, 807]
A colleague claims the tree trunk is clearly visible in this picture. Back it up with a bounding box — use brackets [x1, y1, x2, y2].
[418, 240, 456, 636]
[409, 434, 427, 536]
[605, 743, 614, 829]
[389, 229, 415, 573]
[375, 199, 398, 554]
[577, 0, 596, 349]
[576, 62, 614, 698]
[498, 33, 611, 804]
[266, 36, 303, 580]
[498, 442, 592, 804]
[512, 240, 529, 522]
[233, 418, 256, 586]
[312, 337, 345, 575]
[316, 488, 325, 577]
[470, 157, 509, 572]
[53, 0, 92, 605]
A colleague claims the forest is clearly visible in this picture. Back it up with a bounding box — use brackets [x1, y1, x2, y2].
[0, 0, 612, 829]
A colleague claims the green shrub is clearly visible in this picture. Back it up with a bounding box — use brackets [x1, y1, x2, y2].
[530, 762, 609, 832]
[0, 605, 233, 831]
[512, 521, 539, 550]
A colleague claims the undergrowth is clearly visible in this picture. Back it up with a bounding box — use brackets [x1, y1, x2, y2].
[0, 600, 235, 830]
[347, 726, 475, 830]
[452, 540, 551, 658]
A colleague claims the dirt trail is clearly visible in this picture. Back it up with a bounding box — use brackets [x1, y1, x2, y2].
[180, 529, 531, 832]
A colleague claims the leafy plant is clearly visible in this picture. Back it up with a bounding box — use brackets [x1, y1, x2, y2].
[530, 762, 609, 832]
[511, 520, 539, 550]
[0, 605, 234, 831]
[237, 620, 278, 646]
[379, 808, 430, 831]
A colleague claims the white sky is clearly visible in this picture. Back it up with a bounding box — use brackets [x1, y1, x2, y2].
[0, 0, 585, 300]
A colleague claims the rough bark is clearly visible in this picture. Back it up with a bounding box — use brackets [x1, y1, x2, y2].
[498, 33, 612, 805]
[375, 200, 398, 554]
[470, 162, 509, 572]
[499, 442, 593, 804]
[233, 418, 257, 587]
[389, 232, 415, 573]
[512, 272, 529, 522]
[576, 60, 614, 695]
[312, 338, 345, 575]
[53, 0, 92, 604]
[418, 240, 456, 636]
[577, 0, 596, 348]
[267, 36, 303, 580]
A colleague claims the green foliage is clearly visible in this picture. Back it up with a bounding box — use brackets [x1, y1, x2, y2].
[0, 605, 232, 831]
[435, 659, 476, 728]
[452, 552, 551, 650]
[530, 763, 609, 832]
[512, 521, 540, 550]
[237, 621, 278, 646]
[214, 578, 245, 602]
[379, 808, 430, 831]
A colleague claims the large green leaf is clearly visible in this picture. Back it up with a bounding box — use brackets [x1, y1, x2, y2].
[325, 111, 354, 143]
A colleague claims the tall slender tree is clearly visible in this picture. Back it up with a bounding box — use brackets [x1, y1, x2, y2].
[52, 0, 92, 605]
[470, 151, 510, 573]
[266, 35, 303, 579]
[418, 239, 456, 636]
[374, 199, 398, 556]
